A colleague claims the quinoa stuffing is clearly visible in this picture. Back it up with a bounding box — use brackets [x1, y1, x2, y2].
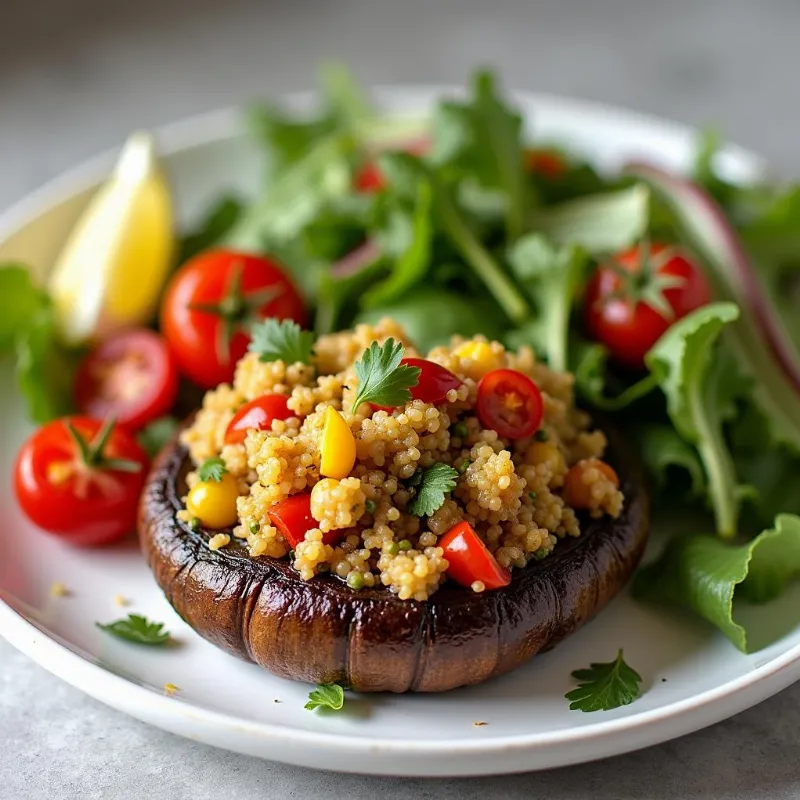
[178, 318, 624, 601]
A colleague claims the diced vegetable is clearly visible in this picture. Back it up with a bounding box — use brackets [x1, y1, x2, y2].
[440, 520, 511, 590]
[186, 473, 239, 529]
[224, 394, 293, 445]
[319, 406, 357, 479]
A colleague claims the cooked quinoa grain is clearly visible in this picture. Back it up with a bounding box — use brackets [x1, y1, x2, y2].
[180, 320, 624, 600]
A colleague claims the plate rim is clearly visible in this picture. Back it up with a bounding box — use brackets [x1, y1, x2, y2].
[0, 86, 796, 775]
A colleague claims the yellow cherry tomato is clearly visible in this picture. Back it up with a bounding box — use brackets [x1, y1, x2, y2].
[186, 473, 239, 529]
[453, 340, 504, 380]
[525, 441, 566, 477]
[320, 406, 356, 479]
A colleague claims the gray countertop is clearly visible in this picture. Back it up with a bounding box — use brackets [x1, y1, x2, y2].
[3, 0, 800, 797]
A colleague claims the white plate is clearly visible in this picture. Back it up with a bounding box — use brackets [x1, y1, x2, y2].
[0, 88, 797, 778]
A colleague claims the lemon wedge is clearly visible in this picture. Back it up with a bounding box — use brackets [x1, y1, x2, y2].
[49, 132, 174, 344]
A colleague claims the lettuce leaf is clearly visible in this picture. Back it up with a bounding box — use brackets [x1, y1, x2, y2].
[634, 514, 800, 652]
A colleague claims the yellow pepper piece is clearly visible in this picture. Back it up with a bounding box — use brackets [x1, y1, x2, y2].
[453, 341, 504, 380]
[320, 406, 356, 479]
[186, 473, 239, 529]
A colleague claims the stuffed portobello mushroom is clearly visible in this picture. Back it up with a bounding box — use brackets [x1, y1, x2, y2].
[139, 318, 649, 692]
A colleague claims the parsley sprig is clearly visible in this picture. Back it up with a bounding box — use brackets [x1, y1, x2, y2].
[198, 457, 228, 482]
[407, 463, 459, 517]
[304, 683, 345, 712]
[96, 614, 171, 646]
[249, 318, 315, 365]
[351, 339, 421, 413]
[565, 650, 642, 712]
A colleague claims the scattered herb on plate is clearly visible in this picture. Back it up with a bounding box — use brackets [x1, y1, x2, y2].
[304, 683, 345, 712]
[566, 650, 643, 712]
[96, 614, 171, 646]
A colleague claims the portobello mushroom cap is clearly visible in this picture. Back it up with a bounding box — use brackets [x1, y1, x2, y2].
[139, 424, 649, 693]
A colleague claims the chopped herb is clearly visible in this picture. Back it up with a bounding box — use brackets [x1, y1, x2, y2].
[407, 463, 460, 516]
[249, 318, 315, 365]
[398, 539, 412, 552]
[533, 429, 549, 442]
[532, 547, 549, 560]
[451, 422, 468, 438]
[565, 650, 642, 712]
[528, 491, 538, 501]
[456, 458, 472, 474]
[188, 517, 201, 531]
[351, 338, 421, 413]
[198, 457, 228, 482]
[249, 521, 260, 534]
[96, 614, 171, 646]
[305, 683, 345, 712]
[364, 498, 377, 515]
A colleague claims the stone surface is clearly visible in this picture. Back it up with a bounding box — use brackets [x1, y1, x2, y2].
[2, 0, 800, 796]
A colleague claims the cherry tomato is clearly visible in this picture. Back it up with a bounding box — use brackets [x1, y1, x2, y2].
[161, 250, 306, 389]
[373, 358, 462, 412]
[584, 242, 712, 369]
[353, 138, 430, 194]
[267, 493, 343, 548]
[74, 328, 178, 431]
[563, 459, 620, 509]
[440, 520, 511, 590]
[525, 148, 567, 179]
[224, 394, 292, 445]
[476, 369, 543, 440]
[14, 417, 149, 547]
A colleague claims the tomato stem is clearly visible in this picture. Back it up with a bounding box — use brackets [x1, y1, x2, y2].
[65, 418, 143, 473]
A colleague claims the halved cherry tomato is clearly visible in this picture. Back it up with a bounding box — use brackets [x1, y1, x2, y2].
[525, 148, 567, 179]
[14, 416, 148, 547]
[267, 493, 345, 548]
[584, 241, 712, 369]
[373, 358, 462, 412]
[563, 459, 620, 509]
[74, 328, 179, 431]
[224, 394, 292, 445]
[161, 250, 306, 389]
[440, 520, 511, 590]
[476, 369, 543, 440]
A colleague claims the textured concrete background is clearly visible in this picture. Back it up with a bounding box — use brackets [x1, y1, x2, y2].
[3, 0, 800, 797]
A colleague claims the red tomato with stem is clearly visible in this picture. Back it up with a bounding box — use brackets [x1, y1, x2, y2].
[161, 250, 306, 389]
[373, 358, 462, 412]
[476, 369, 543, 440]
[267, 493, 343, 548]
[224, 394, 293, 445]
[584, 241, 712, 369]
[440, 521, 511, 590]
[14, 417, 149, 547]
[74, 328, 179, 431]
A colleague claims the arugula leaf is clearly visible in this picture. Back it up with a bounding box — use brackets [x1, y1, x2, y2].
[506, 234, 587, 372]
[249, 319, 315, 365]
[533, 184, 650, 253]
[96, 614, 171, 646]
[138, 416, 180, 459]
[0, 264, 49, 353]
[645, 302, 744, 537]
[178, 196, 244, 264]
[634, 514, 800, 652]
[351, 339, 421, 412]
[639, 425, 706, 497]
[407, 463, 460, 517]
[429, 70, 528, 241]
[565, 650, 642, 712]
[198, 457, 228, 483]
[304, 683, 345, 712]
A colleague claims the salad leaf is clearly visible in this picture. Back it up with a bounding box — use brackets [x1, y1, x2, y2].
[565, 650, 642, 712]
[429, 70, 528, 241]
[351, 339, 421, 412]
[645, 302, 744, 537]
[408, 463, 460, 517]
[639, 424, 706, 497]
[633, 514, 800, 652]
[249, 318, 316, 365]
[304, 683, 345, 712]
[506, 234, 586, 372]
[96, 614, 171, 646]
[533, 184, 650, 253]
[0, 264, 49, 353]
[137, 416, 180, 459]
[178, 196, 244, 264]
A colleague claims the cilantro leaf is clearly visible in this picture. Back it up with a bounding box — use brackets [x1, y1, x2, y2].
[407, 463, 459, 517]
[645, 302, 745, 537]
[96, 614, 171, 646]
[565, 650, 642, 712]
[304, 683, 345, 712]
[249, 319, 315, 365]
[351, 339, 421, 412]
[634, 514, 800, 652]
[198, 457, 228, 483]
[137, 416, 180, 459]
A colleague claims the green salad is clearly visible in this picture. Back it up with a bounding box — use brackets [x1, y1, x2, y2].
[195, 66, 800, 652]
